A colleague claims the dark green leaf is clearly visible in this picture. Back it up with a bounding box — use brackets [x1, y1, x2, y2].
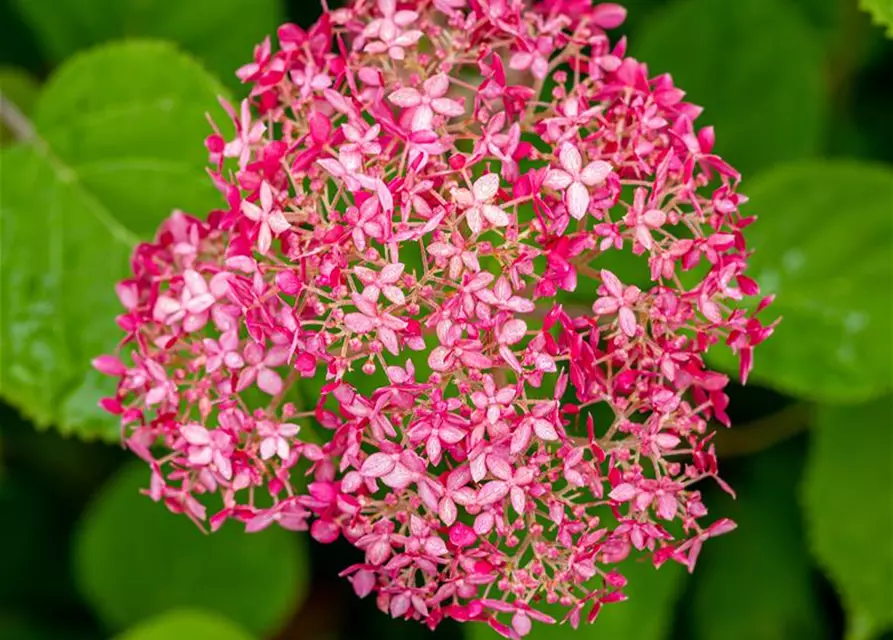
[11, 0, 284, 91]
[633, 0, 826, 176]
[114, 610, 255, 640]
[803, 398, 893, 640]
[74, 461, 308, 635]
[708, 161, 893, 403]
[690, 439, 828, 640]
[0, 41, 228, 441]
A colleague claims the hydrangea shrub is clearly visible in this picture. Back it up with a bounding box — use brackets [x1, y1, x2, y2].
[94, 0, 776, 635]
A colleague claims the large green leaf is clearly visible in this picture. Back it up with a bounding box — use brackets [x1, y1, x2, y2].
[803, 398, 893, 640]
[11, 0, 284, 91]
[708, 161, 893, 403]
[114, 610, 255, 640]
[74, 461, 308, 635]
[470, 558, 685, 640]
[861, 0, 893, 36]
[690, 439, 828, 640]
[633, 0, 825, 177]
[0, 41, 227, 441]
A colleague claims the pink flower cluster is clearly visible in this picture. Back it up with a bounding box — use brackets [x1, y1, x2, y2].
[95, 0, 775, 636]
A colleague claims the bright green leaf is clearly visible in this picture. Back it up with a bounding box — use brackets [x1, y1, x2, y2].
[0, 41, 228, 441]
[74, 461, 308, 635]
[633, 0, 825, 176]
[470, 558, 685, 640]
[803, 398, 893, 640]
[12, 0, 284, 91]
[861, 0, 893, 36]
[0, 67, 40, 145]
[708, 161, 893, 403]
[114, 609, 255, 640]
[690, 439, 828, 640]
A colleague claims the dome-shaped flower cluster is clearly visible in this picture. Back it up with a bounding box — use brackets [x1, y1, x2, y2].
[95, 0, 775, 635]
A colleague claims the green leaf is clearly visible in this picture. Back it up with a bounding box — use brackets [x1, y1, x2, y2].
[469, 558, 685, 640]
[803, 398, 893, 640]
[74, 461, 308, 635]
[708, 161, 893, 403]
[0, 67, 40, 145]
[0, 41, 228, 441]
[861, 0, 893, 36]
[114, 610, 255, 640]
[11, 0, 284, 91]
[690, 439, 828, 640]
[633, 0, 825, 176]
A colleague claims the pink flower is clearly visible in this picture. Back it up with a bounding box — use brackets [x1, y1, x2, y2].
[236, 343, 288, 395]
[544, 143, 612, 219]
[181, 424, 234, 479]
[509, 36, 554, 79]
[363, 0, 423, 60]
[241, 182, 290, 253]
[428, 320, 493, 372]
[97, 2, 774, 635]
[389, 74, 464, 131]
[317, 149, 377, 192]
[451, 173, 508, 235]
[592, 269, 642, 337]
[257, 420, 300, 460]
[342, 122, 383, 156]
[152, 269, 223, 333]
[220, 98, 265, 168]
[354, 262, 405, 304]
[344, 293, 407, 355]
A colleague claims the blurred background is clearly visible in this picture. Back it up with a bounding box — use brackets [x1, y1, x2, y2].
[0, 0, 891, 639]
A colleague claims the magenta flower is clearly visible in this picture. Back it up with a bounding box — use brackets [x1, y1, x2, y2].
[95, 2, 776, 636]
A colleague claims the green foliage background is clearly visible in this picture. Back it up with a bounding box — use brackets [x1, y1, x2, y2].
[0, 0, 891, 639]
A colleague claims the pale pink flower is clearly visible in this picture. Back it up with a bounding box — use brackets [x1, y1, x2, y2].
[257, 420, 300, 460]
[592, 270, 642, 337]
[451, 173, 508, 234]
[388, 74, 464, 131]
[363, 0, 423, 60]
[544, 143, 612, 219]
[241, 182, 290, 253]
[220, 98, 265, 168]
[344, 293, 407, 355]
[354, 262, 405, 305]
[181, 424, 234, 479]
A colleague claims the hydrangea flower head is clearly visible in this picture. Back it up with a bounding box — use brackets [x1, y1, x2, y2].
[96, 0, 776, 636]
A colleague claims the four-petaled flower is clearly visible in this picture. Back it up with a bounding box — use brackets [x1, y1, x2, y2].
[389, 74, 465, 131]
[354, 262, 406, 305]
[257, 420, 301, 460]
[344, 293, 408, 355]
[363, 0, 423, 60]
[242, 181, 291, 253]
[181, 423, 234, 479]
[544, 143, 612, 220]
[592, 269, 642, 337]
[451, 173, 509, 235]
